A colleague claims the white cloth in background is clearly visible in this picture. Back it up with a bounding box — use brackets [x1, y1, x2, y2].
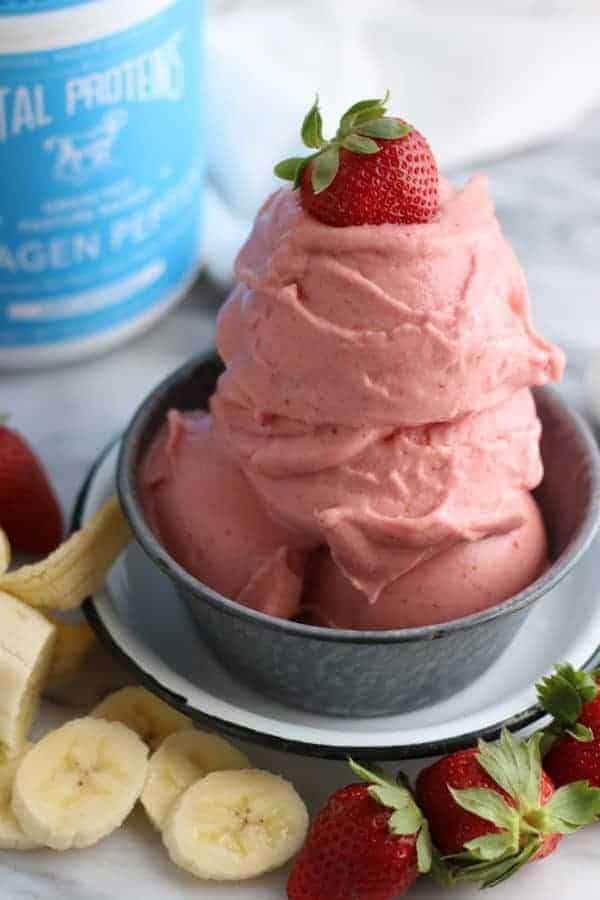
[202, 0, 600, 283]
[584, 352, 600, 428]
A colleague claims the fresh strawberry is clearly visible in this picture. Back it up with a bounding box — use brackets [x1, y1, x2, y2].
[0, 423, 63, 556]
[537, 663, 600, 788]
[274, 92, 439, 227]
[287, 759, 432, 900]
[415, 728, 600, 888]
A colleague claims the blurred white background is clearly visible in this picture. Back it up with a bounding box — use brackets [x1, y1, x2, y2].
[203, 0, 600, 355]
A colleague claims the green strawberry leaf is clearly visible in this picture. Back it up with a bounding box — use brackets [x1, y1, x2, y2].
[301, 96, 325, 149]
[274, 157, 306, 182]
[370, 783, 414, 812]
[416, 820, 433, 874]
[342, 96, 387, 117]
[348, 758, 390, 787]
[449, 787, 518, 831]
[563, 664, 600, 703]
[479, 840, 541, 889]
[347, 105, 387, 130]
[311, 146, 340, 194]
[537, 664, 599, 734]
[461, 831, 518, 861]
[429, 848, 455, 887]
[566, 723, 595, 743]
[342, 134, 379, 154]
[348, 758, 430, 861]
[357, 119, 411, 139]
[523, 732, 544, 810]
[292, 154, 315, 189]
[274, 91, 403, 193]
[476, 735, 519, 801]
[350, 759, 423, 830]
[388, 804, 423, 836]
[339, 91, 389, 132]
[527, 781, 600, 834]
[538, 673, 584, 724]
[539, 730, 560, 756]
[449, 839, 540, 889]
[476, 729, 542, 810]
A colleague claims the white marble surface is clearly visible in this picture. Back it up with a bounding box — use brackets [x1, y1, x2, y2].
[3, 703, 600, 900]
[3, 109, 600, 896]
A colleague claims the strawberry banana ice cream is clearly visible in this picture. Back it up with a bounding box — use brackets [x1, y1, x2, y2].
[139, 97, 564, 630]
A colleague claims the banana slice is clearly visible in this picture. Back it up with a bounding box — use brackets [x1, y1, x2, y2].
[163, 769, 309, 881]
[0, 495, 131, 611]
[141, 729, 251, 829]
[44, 614, 96, 688]
[12, 717, 148, 850]
[0, 529, 10, 576]
[0, 591, 56, 760]
[0, 744, 40, 850]
[92, 686, 191, 751]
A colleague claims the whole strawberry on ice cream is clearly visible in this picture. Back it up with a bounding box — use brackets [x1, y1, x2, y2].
[275, 91, 439, 226]
[416, 728, 600, 888]
[0, 421, 63, 556]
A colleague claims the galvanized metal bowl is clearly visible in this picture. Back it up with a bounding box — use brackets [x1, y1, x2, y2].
[117, 353, 600, 718]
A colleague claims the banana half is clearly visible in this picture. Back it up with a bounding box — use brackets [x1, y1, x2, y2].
[141, 729, 251, 829]
[163, 769, 309, 881]
[92, 686, 192, 752]
[0, 591, 56, 760]
[12, 717, 148, 851]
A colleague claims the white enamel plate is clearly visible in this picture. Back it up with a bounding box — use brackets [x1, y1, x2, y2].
[82, 442, 600, 760]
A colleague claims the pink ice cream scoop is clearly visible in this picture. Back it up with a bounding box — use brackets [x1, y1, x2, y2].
[138, 176, 564, 630]
[140, 410, 307, 620]
[306, 492, 548, 630]
[218, 179, 563, 428]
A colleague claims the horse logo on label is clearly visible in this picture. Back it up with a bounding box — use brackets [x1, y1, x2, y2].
[43, 109, 128, 185]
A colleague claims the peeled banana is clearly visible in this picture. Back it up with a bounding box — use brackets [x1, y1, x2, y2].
[141, 729, 250, 829]
[0, 744, 40, 850]
[0, 495, 132, 611]
[92, 686, 191, 751]
[163, 769, 309, 881]
[44, 614, 96, 688]
[0, 591, 56, 760]
[12, 717, 148, 850]
[0, 529, 10, 576]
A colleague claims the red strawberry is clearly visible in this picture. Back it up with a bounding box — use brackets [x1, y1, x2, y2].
[537, 663, 600, 788]
[275, 92, 439, 227]
[415, 728, 600, 888]
[0, 424, 63, 556]
[287, 760, 432, 900]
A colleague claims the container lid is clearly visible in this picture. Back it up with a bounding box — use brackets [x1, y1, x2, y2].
[0, 0, 95, 12]
[0, 0, 179, 53]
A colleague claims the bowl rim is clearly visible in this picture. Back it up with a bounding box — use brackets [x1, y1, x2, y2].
[82, 439, 600, 761]
[117, 351, 600, 645]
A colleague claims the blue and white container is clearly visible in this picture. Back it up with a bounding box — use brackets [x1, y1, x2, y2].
[0, 0, 203, 368]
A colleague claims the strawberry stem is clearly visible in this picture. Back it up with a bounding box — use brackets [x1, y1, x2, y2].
[348, 758, 432, 874]
[537, 663, 599, 743]
[443, 729, 600, 887]
[274, 93, 411, 194]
